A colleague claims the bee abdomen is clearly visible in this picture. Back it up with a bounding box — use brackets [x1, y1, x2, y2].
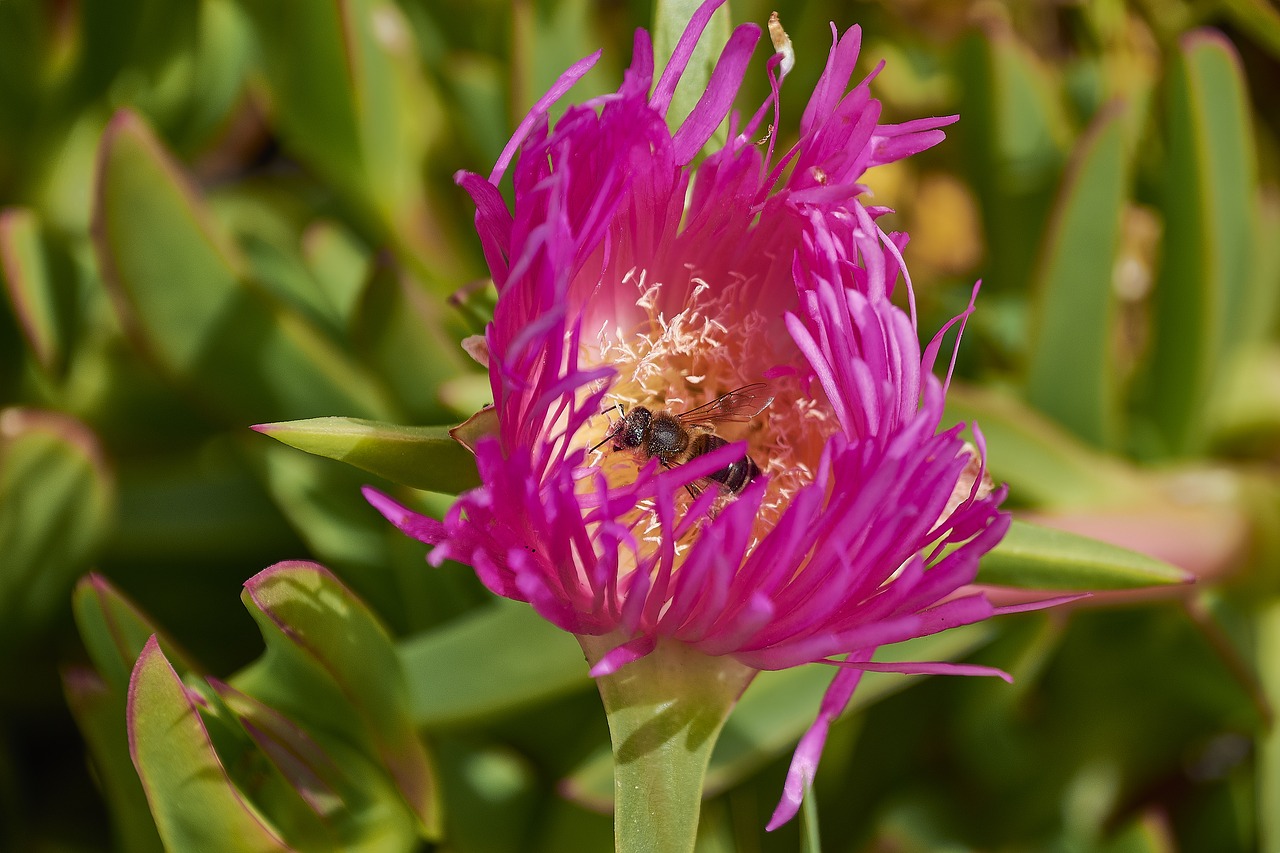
[690, 433, 762, 494]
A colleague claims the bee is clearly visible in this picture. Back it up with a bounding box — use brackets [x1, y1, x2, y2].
[592, 383, 772, 495]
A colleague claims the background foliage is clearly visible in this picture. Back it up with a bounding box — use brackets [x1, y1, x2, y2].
[1, 0, 1279, 850]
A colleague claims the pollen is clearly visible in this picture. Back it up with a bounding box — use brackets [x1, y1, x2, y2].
[578, 267, 837, 557]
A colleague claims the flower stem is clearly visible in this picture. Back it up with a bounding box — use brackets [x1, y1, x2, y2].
[579, 635, 756, 853]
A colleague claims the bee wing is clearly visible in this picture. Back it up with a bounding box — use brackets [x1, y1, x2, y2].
[677, 383, 773, 424]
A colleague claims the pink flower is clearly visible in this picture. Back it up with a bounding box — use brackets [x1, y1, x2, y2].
[367, 0, 1057, 829]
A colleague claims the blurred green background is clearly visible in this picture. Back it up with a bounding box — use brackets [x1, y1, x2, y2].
[2, 0, 1279, 850]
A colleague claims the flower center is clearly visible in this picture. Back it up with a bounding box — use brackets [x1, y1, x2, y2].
[578, 268, 836, 557]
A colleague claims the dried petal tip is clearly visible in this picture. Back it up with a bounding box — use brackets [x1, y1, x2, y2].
[768, 12, 794, 79]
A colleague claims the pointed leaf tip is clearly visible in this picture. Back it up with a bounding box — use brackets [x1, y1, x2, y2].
[253, 416, 480, 493]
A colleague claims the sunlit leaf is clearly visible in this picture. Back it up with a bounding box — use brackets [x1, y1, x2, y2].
[128, 637, 291, 851]
[252, 416, 480, 494]
[233, 561, 440, 837]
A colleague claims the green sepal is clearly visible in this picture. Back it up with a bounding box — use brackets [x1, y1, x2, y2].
[253, 416, 481, 494]
[562, 626, 993, 810]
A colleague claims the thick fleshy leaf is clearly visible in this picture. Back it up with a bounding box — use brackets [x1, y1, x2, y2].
[63, 666, 164, 853]
[232, 561, 439, 837]
[561, 627, 994, 810]
[975, 519, 1191, 590]
[91, 108, 394, 422]
[0, 408, 114, 644]
[0, 208, 78, 376]
[128, 637, 291, 851]
[1025, 102, 1131, 449]
[252, 417, 481, 493]
[72, 573, 199, 693]
[1143, 31, 1256, 456]
[944, 384, 1150, 509]
[400, 599, 591, 728]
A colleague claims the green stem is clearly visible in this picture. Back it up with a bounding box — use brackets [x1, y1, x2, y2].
[579, 634, 755, 853]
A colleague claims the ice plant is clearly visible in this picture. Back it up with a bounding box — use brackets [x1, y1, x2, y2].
[365, 1, 1061, 846]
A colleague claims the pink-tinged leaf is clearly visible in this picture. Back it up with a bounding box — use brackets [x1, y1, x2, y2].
[91, 108, 394, 423]
[208, 679, 346, 822]
[128, 637, 290, 851]
[0, 408, 114, 644]
[235, 561, 440, 837]
[72, 572, 201, 692]
[0, 208, 77, 376]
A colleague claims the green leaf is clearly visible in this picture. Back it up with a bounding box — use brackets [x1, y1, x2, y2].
[1258, 599, 1280, 853]
[1025, 101, 1131, 449]
[91, 108, 394, 423]
[253, 416, 481, 494]
[233, 561, 440, 837]
[300, 218, 370, 327]
[653, 0, 732, 138]
[62, 666, 164, 853]
[0, 408, 114, 644]
[1143, 31, 1256, 456]
[72, 573, 200, 693]
[1221, 0, 1280, 61]
[957, 26, 1071, 294]
[944, 384, 1151, 509]
[234, 0, 461, 284]
[0, 208, 78, 376]
[400, 599, 591, 728]
[976, 519, 1191, 590]
[128, 637, 292, 851]
[352, 257, 473, 423]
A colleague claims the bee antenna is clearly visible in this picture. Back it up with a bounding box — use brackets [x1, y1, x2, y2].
[591, 403, 625, 453]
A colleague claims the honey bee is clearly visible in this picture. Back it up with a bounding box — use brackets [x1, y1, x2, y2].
[592, 383, 772, 495]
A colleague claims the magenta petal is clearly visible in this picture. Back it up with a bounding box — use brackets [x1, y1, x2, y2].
[590, 635, 658, 677]
[767, 656, 871, 831]
[361, 487, 445, 545]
